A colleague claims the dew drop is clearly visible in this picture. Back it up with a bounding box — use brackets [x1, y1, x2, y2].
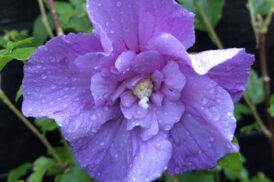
[41, 75, 47, 79]
[51, 84, 56, 89]
[227, 112, 232, 116]
[116, 1, 121, 7]
[91, 114, 96, 120]
[202, 97, 208, 104]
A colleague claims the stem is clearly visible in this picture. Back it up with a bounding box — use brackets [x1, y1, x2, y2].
[0, 89, 63, 166]
[247, 0, 259, 44]
[48, 0, 64, 36]
[194, 0, 223, 49]
[243, 93, 271, 138]
[215, 171, 221, 182]
[262, 1, 274, 33]
[258, 33, 274, 160]
[38, 0, 54, 38]
[171, 176, 178, 182]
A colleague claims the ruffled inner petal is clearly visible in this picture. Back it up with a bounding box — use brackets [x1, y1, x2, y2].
[155, 98, 185, 131]
[161, 61, 186, 101]
[146, 33, 191, 64]
[90, 70, 119, 106]
[132, 50, 164, 73]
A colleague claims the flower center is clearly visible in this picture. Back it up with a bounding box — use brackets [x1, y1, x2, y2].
[133, 78, 153, 109]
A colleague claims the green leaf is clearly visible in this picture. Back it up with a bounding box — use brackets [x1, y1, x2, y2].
[240, 122, 260, 134]
[33, 13, 54, 46]
[267, 94, 274, 116]
[0, 47, 35, 71]
[250, 172, 272, 182]
[59, 165, 91, 182]
[55, 2, 75, 25]
[68, 17, 92, 33]
[251, 0, 274, 15]
[178, 0, 225, 31]
[0, 56, 13, 71]
[53, 146, 76, 164]
[9, 47, 36, 61]
[34, 118, 59, 132]
[178, 171, 214, 182]
[7, 162, 32, 182]
[224, 167, 249, 182]
[15, 85, 22, 102]
[29, 157, 56, 182]
[234, 103, 252, 120]
[6, 37, 34, 50]
[218, 152, 242, 171]
[246, 69, 264, 104]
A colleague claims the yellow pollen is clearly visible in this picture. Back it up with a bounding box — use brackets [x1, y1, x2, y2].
[133, 78, 153, 99]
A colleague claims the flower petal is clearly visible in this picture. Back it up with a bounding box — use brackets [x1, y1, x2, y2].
[59, 103, 121, 141]
[146, 33, 191, 64]
[90, 70, 119, 106]
[181, 68, 237, 142]
[115, 50, 136, 73]
[156, 98, 185, 131]
[162, 61, 185, 93]
[72, 119, 172, 182]
[189, 49, 254, 102]
[167, 112, 239, 174]
[203, 49, 253, 102]
[132, 50, 164, 73]
[87, 0, 195, 52]
[137, 0, 195, 49]
[22, 33, 104, 122]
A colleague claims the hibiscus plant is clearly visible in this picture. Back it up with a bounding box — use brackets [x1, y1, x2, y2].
[0, 0, 273, 182]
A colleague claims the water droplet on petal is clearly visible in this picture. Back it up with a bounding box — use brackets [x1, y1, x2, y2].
[91, 114, 96, 120]
[116, 1, 121, 7]
[41, 75, 47, 79]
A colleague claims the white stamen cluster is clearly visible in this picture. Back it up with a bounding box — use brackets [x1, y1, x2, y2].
[133, 78, 153, 109]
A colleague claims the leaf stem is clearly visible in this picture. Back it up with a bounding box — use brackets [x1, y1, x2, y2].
[0, 89, 63, 166]
[171, 176, 178, 182]
[37, 0, 54, 38]
[262, 0, 274, 33]
[47, 0, 64, 36]
[243, 93, 271, 139]
[247, 0, 259, 45]
[194, 0, 223, 49]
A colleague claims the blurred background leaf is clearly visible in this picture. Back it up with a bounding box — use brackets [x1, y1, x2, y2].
[177, 0, 225, 31]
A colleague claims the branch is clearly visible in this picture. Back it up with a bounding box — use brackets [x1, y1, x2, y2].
[0, 89, 64, 166]
[194, 0, 223, 49]
[247, 0, 259, 45]
[48, 0, 64, 36]
[37, 0, 54, 38]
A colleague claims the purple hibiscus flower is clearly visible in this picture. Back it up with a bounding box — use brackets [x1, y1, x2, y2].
[22, 0, 254, 181]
